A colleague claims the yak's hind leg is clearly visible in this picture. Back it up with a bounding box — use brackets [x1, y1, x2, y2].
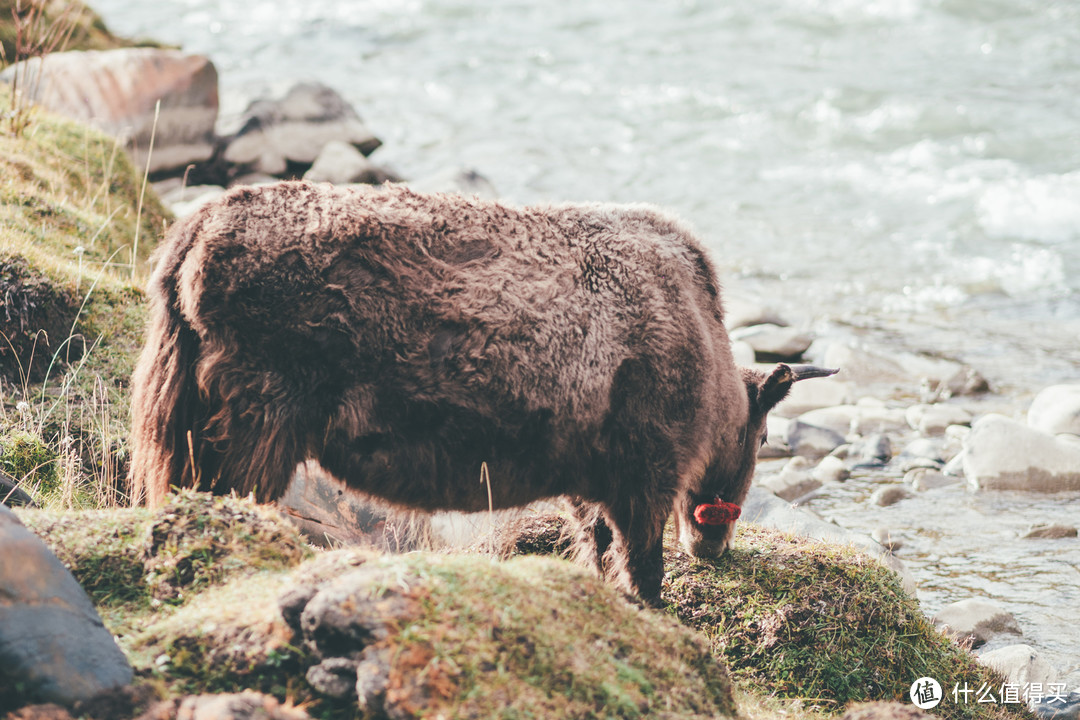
[566, 498, 614, 575]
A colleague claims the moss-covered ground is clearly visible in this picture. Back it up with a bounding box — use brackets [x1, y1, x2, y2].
[664, 524, 1030, 720]
[15, 496, 1035, 720]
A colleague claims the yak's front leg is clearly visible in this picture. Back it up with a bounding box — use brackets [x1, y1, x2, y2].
[602, 496, 670, 607]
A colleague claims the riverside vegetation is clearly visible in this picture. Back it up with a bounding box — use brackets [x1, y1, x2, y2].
[0, 6, 1037, 719]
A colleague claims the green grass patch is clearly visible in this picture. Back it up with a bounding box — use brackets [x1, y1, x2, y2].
[12, 495, 1038, 720]
[17, 490, 313, 638]
[0, 83, 172, 506]
[664, 523, 1033, 720]
[0, 0, 136, 63]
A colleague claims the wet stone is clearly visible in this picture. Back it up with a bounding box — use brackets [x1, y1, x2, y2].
[905, 468, 960, 491]
[849, 434, 893, 469]
[785, 419, 846, 459]
[1034, 692, 1080, 720]
[933, 598, 1022, 648]
[813, 455, 851, 484]
[1020, 524, 1078, 540]
[870, 485, 910, 507]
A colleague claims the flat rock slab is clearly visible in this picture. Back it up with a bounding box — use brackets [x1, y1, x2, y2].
[0, 504, 132, 708]
[963, 414, 1080, 492]
[1028, 384, 1080, 437]
[933, 598, 1021, 648]
[0, 48, 218, 174]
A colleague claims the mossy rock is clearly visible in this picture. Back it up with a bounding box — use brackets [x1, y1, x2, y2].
[663, 524, 1034, 720]
[133, 548, 737, 720]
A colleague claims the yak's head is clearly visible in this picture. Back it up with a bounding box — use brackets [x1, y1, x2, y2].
[676, 363, 838, 559]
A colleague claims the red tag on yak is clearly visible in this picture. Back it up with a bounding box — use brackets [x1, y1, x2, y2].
[693, 500, 742, 526]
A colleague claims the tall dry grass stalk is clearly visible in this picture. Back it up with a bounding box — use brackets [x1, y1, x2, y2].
[131, 99, 160, 278]
[0, 0, 79, 135]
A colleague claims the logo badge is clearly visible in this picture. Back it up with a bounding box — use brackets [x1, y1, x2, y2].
[910, 677, 943, 710]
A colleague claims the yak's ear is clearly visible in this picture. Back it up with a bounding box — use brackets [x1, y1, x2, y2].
[756, 364, 839, 414]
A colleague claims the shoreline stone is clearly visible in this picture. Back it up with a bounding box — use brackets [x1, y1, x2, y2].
[0, 505, 132, 708]
[962, 414, 1080, 492]
[0, 49, 219, 175]
[977, 644, 1057, 689]
[1028, 385, 1080, 438]
[223, 82, 381, 177]
[933, 598, 1022, 648]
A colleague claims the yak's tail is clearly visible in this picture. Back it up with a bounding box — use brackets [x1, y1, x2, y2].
[128, 195, 317, 508]
[128, 275, 205, 508]
[128, 206, 217, 509]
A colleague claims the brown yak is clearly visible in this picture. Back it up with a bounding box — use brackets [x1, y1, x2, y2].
[129, 181, 835, 604]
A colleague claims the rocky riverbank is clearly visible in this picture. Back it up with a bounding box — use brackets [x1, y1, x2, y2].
[0, 12, 1077, 720]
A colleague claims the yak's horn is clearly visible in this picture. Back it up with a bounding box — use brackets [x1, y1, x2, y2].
[789, 365, 840, 381]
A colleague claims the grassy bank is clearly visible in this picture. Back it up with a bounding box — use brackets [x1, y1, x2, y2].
[664, 526, 1025, 720]
[0, 81, 171, 507]
[16, 495, 1034, 720]
[0, 0, 136, 63]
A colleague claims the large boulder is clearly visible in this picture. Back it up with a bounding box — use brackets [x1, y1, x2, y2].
[0, 49, 218, 175]
[303, 141, 399, 186]
[932, 598, 1021, 648]
[0, 504, 132, 710]
[1028, 384, 1080, 437]
[977, 644, 1057, 688]
[962, 414, 1080, 492]
[729, 324, 813, 362]
[223, 82, 381, 176]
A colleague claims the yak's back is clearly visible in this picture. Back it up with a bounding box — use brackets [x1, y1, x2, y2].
[166, 181, 729, 421]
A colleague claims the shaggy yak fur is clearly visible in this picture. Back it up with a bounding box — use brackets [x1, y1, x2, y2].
[130, 181, 836, 604]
